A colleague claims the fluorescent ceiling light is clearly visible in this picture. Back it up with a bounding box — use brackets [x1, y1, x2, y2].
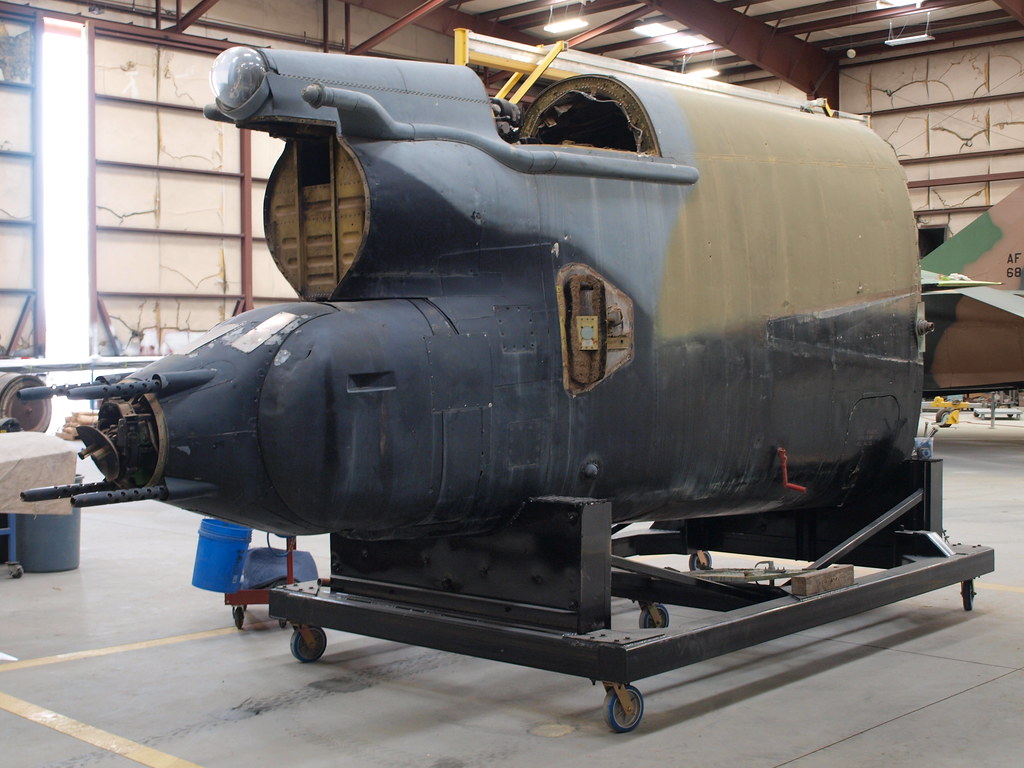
[876, 0, 922, 8]
[544, 17, 588, 34]
[884, 33, 934, 45]
[633, 24, 701, 49]
[685, 67, 720, 79]
[667, 33, 702, 49]
[633, 22, 676, 37]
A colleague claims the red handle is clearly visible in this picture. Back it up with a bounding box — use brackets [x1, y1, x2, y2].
[777, 447, 807, 493]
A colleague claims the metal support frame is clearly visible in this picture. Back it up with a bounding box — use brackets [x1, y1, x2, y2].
[269, 459, 993, 726]
[456, 30, 865, 121]
[810, 489, 923, 569]
[272, 544, 993, 684]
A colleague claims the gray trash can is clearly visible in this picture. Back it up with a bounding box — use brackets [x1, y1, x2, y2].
[17, 510, 81, 572]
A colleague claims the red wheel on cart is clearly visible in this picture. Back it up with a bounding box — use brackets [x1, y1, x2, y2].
[232, 605, 245, 629]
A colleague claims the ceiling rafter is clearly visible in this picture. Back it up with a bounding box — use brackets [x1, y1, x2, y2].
[342, 0, 537, 45]
[350, 0, 451, 55]
[641, 0, 839, 101]
[171, 0, 224, 33]
[623, 1, 992, 67]
[503, 0, 639, 31]
[567, 6, 652, 46]
[990, 0, 1024, 24]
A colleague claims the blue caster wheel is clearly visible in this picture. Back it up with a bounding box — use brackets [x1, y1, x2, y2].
[602, 684, 644, 733]
[290, 626, 327, 662]
[639, 602, 669, 629]
[688, 551, 713, 571]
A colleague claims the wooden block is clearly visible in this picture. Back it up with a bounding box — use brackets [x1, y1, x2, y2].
[790, 565, 854, 596]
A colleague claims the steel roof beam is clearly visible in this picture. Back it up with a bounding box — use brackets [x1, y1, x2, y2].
[350, 0, 451, 55]
[503, 0, 638, 31]
[991, 0, 1024, 24]
[171, 0, 224, 32]
[567, 6, 651, 46]
[642, 0, 838, 101]
[343, 0, 537, 44]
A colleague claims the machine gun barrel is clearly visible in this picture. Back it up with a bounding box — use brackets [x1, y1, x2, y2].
[15, 370, 216, 402]
[21, 481, 117, 502]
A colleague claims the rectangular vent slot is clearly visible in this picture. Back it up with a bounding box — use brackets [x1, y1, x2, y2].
[347, 371, 396, 393]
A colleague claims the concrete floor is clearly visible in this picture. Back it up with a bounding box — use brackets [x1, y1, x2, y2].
[2, 414, 1022, 767]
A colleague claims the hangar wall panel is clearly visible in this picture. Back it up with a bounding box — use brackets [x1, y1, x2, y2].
[840, 39, 1024, 238]
[0, 13, 38, 356]
[92, 34, 293, 355]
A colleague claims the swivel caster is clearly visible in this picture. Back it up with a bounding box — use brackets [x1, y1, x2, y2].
[638, 602, 669, 629]
[688, 550, 713, 571]
[961, 579, 976, 612]
[602, 683, 644, 733]
[290, 625, 327, 663]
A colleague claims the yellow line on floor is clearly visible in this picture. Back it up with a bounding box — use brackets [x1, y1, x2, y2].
[0, 627, 239, 674]
[0, 691, 205, 768]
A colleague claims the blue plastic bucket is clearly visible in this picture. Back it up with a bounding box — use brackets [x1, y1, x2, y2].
[192, 518, 252, 593]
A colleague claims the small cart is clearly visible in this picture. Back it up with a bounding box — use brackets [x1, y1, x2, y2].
[224, 536, 318, 628]
[1, 513, 23, 578]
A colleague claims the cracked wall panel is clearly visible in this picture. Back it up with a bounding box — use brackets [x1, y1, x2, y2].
[94, 38, 157, 101]
[0, 155, 32, 221]
[988, 96, 1024, 150]
[0, 18, 33, 85]
[0, 89, 31, 152]
[988, 41, 1024, 97]
[908, 187, 929, 212]
[252, 240, 297, 299]
[870, 112, 929, 160]
[96, 166, 241, 233]
[159, 173, 241, 233]
[100, 295, 233, 356]
[0, 225, 33, 290]
[251, 131, 286, 180]
[839, 68, 872, 115]
[0, 295, 32, 354]
[97, 230, 241, 295]
[158, 109, 239, 173]
[95, 166, 158, 229]
[927, 49, 986, 103]
[156, 48, 216, 108]
[95, 101, 158, 165]
[868, 57, 929, 111]
[928, 183, 987, 214]
[944, 211, 982, 238]
[928, 106, 990, 156]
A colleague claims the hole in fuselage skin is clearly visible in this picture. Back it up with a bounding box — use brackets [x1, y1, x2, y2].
[531, 93, 640, 152]
[296, 136, 331, 187]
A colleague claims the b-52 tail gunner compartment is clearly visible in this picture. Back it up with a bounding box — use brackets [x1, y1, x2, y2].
[19, 40, 994, 732]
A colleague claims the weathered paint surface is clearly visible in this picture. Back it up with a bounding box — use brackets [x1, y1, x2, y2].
[659, 86, 917, 337]
[921, 184, 1024, 288]
[71, 50, 923, 537]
